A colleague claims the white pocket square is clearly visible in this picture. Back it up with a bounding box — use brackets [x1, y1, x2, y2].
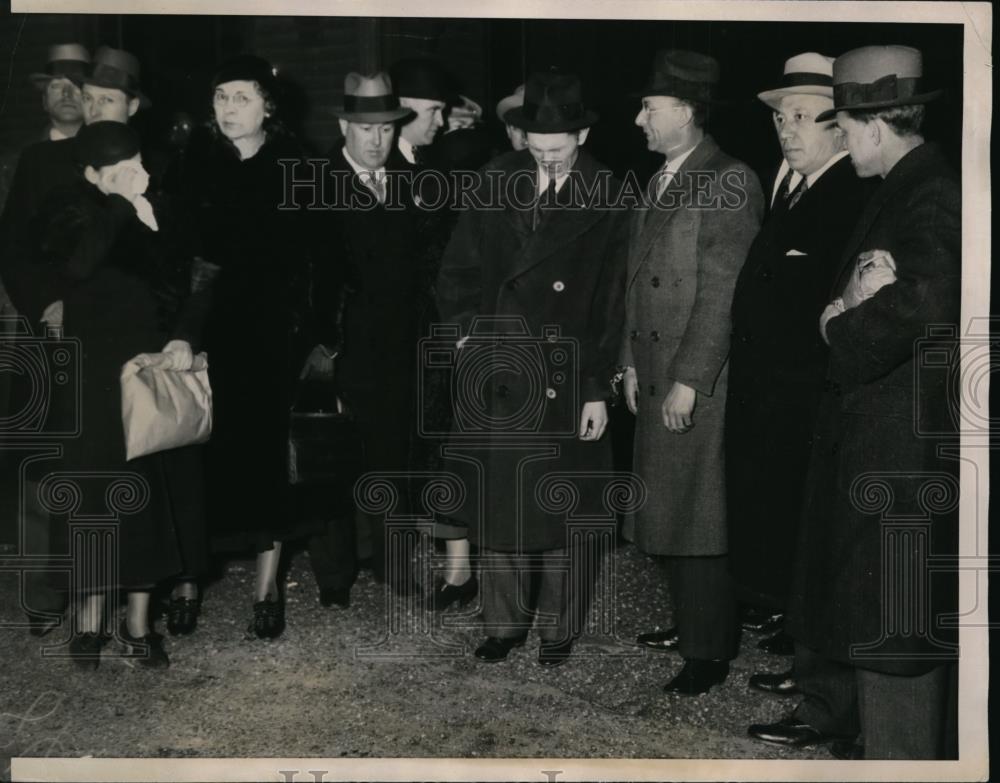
[785, 249, 807, 256]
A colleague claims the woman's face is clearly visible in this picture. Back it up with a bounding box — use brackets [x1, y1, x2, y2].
[213, 79, 268, 142]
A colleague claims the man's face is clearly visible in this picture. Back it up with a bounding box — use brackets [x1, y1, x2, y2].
[835, 111, 880, 178]
[505, 123, 527, 152]
[773, 94, 844, 176]
[399, 97, 446, 147]
[525, 130, 587, 179]
[635, 95, 690, 156]
[42, 77, 83, 124]
[341, 119, 395, 169]
[213, 80, 268, 143]
[82, 84, 138, 124]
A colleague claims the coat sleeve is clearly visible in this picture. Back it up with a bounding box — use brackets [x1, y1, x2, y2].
[618, 213, 640, 368]
[668, 164, 763, 395]
[825, 175, 961, 385]
[582, 209, 629, 401]
[435, 193, 484, 335]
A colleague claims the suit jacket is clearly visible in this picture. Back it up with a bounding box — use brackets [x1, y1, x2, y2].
[435, 147, 628, 552]
[786, 142, 960, 675]
[726, 154, 872, 604]
[621, 135, 764, 556]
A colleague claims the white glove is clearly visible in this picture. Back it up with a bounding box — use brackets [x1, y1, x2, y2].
[842, 249, 897, 309]
[41, 300, 64, 328]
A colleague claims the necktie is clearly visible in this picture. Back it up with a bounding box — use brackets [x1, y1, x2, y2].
[775, 167, 795, 205]
[364, 171, 385, 204]
[532, 176, 557, 232]
[786, 177, 808, 209]
[655, 165, 674, 201]
[412, 145, 425, 167]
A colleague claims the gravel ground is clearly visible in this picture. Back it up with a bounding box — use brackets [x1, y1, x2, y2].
[0, 541, 833, 777]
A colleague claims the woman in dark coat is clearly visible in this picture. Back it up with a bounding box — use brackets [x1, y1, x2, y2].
[179, 55, 320, 639]
[5, 121, 209, 669]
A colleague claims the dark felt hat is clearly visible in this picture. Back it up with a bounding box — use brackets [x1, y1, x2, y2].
[389, 57, 458, 104]
[504, 70, 598, 133]
[75, 121, 141, 169]
[84, 46, 151, 109]
[212, 54, 280, 100]
[29, 43, 90, 88]
[635, 49, 721, 104]
[815, 45, 942, 122]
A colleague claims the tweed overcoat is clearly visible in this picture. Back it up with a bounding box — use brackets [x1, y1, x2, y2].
[435, 148, 628, 553]
[726, 155, 872, 605]
[785, 143, 960, 676]
[621, 135, 764, 556]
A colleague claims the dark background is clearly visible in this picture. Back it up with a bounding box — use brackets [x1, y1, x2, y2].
[0, 10, 965, 185]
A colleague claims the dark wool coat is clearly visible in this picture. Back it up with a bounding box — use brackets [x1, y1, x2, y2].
[726, 155, 873, 607]
[785, 143, 960, 676]
[3, 181, 210, 588]
[435, 148, 628, 553]
[621, 135, 764, 557]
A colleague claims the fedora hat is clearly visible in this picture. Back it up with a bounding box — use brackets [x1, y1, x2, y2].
[504, 70, 598, 133]
[495, 84, 524, 123]
[815, 45, 942, 122]
[332, 72, 412, 123]
[29, 43, 90, 88]
[635, 49, 720, 103]
[758, 52, 835, 110]
[84, 46, 151, 109]
[389, 58, 458, 104]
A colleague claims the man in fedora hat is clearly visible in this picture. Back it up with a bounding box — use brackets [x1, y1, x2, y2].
[750, 45, 959, 759]
[436, 69, 628, 667]
[622, 49, 763, 694]
[388, 58, 452, 167]
[725, 52, 872, 692]
[305, 71, 427, 602]
[80, 46, 151, 125]
[496, 84, 527, 152]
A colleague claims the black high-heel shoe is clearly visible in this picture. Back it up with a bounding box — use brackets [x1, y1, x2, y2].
[68, 631, 109, 670]
[249, 594, 285, 639]
[166, 595, 201, 636]
[429, 574, 478, 612]
[118, 619, 170, 668]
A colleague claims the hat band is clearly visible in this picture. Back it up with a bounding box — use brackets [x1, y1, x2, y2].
[521, 99, 585, 124]
[834, 73, 922, 108]
[89, 63, 140, 93]
[646, 74, 714, 102]
[344, 94, 401, 114]
[782, 71, 833, 87]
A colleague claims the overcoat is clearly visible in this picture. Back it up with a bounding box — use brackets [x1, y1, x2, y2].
[726, 155, 872, 605]
[3, 180, 210, 588]
[785, 143, 960, 676]
[621, 135, 763, 556]
[436, 148, 628, 553]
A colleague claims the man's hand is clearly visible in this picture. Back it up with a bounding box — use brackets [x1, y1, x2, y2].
[157, 339, 194, 371]
[819, 298, 845, 344]
[661, 381, 696, 433]
[578, 401, 608, 441]
[41, 300, 63, 328]
[622, 366, 639, 415]
[842, 249, 897, 309]
[303, 344, 336, 378]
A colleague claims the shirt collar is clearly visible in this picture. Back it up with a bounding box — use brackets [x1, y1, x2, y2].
[398, 136, 417, 165]
[48, 126, 71, 142]
[771, 150, 850, 205]
[663, 143, 698, 175]
[342, 146, 385, 179]
[537, 165, 571, 195]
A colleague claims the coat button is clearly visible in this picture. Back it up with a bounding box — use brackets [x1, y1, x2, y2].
[497, 384, 509, 398]
[553, 281, 565, 292]
[651, 276, 660, 287]
[546, 387, 557, 399]
[651, 330, 660, 342]
[630, 330, 638, 340]
[506, 279, 518, 290]
[649, 384, 656, 396]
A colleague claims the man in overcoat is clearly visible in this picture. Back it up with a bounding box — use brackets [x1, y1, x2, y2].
[436, 70, 628, 667]
[749, 45, 960, 760]
[622, 49, 764, 694]
[726, 53, 872, 684]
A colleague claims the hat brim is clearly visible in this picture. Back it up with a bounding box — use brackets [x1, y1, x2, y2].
[505, 107, 599, 133]
[82, 76, 151, 109]
[495, 96, 522, 123]
[815, 90, 943, 122]
[757, 85, 834, 111]
[331, 106, 414, 123]
[29, 72, 86, 89]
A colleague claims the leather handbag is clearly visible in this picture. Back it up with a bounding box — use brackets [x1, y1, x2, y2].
[120, 352, 213, 461]
[287, 370, 364, 487]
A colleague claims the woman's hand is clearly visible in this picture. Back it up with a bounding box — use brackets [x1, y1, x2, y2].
[158, 339, 194, 371]
[579, 401, 608, 441]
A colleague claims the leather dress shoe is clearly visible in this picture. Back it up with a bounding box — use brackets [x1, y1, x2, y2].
[663, 659, 729, 695]
[68, 632, 109, 670]
[830, 739, 864, 760]
[429, 574, 478, 612]
[538, 639, 573, 667]
[635, 627, 679, 651]
[474, 635, 526, 663]
[166, 596, 201, 636]
[748, 670, 799, 696]
[319, 587, 351, 609]
[757, 629, 795, 656]
[118, 619, 170, 669]
[249, 595, 285, 639]
[748, 715, 841, 747]
[741, 606, 785, 634]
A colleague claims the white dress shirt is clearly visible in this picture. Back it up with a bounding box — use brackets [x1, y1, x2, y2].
[770, 150, 849, 207]
[342, 147, 387, 202]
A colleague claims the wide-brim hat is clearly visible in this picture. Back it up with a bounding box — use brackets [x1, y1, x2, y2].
[758, 52, 835, 111]
[84, 46, 151, 109]
[815, 45, 942, 122]
[29, 43, 90, 88]
[634, 49, 721, 104]
[212, 54, 279, 100]
[505, 70, 598, 133]
[75, 121, 141, 169]
[495, 84, 524, 123]
[332, 71, 413, 123]
[389, 58, 459, 104]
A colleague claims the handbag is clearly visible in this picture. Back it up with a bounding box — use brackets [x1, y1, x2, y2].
[120, 352, 213, 461]
[288, 369, 364, 487]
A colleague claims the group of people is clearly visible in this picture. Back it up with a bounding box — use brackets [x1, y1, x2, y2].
[0, 38, 959, 761]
